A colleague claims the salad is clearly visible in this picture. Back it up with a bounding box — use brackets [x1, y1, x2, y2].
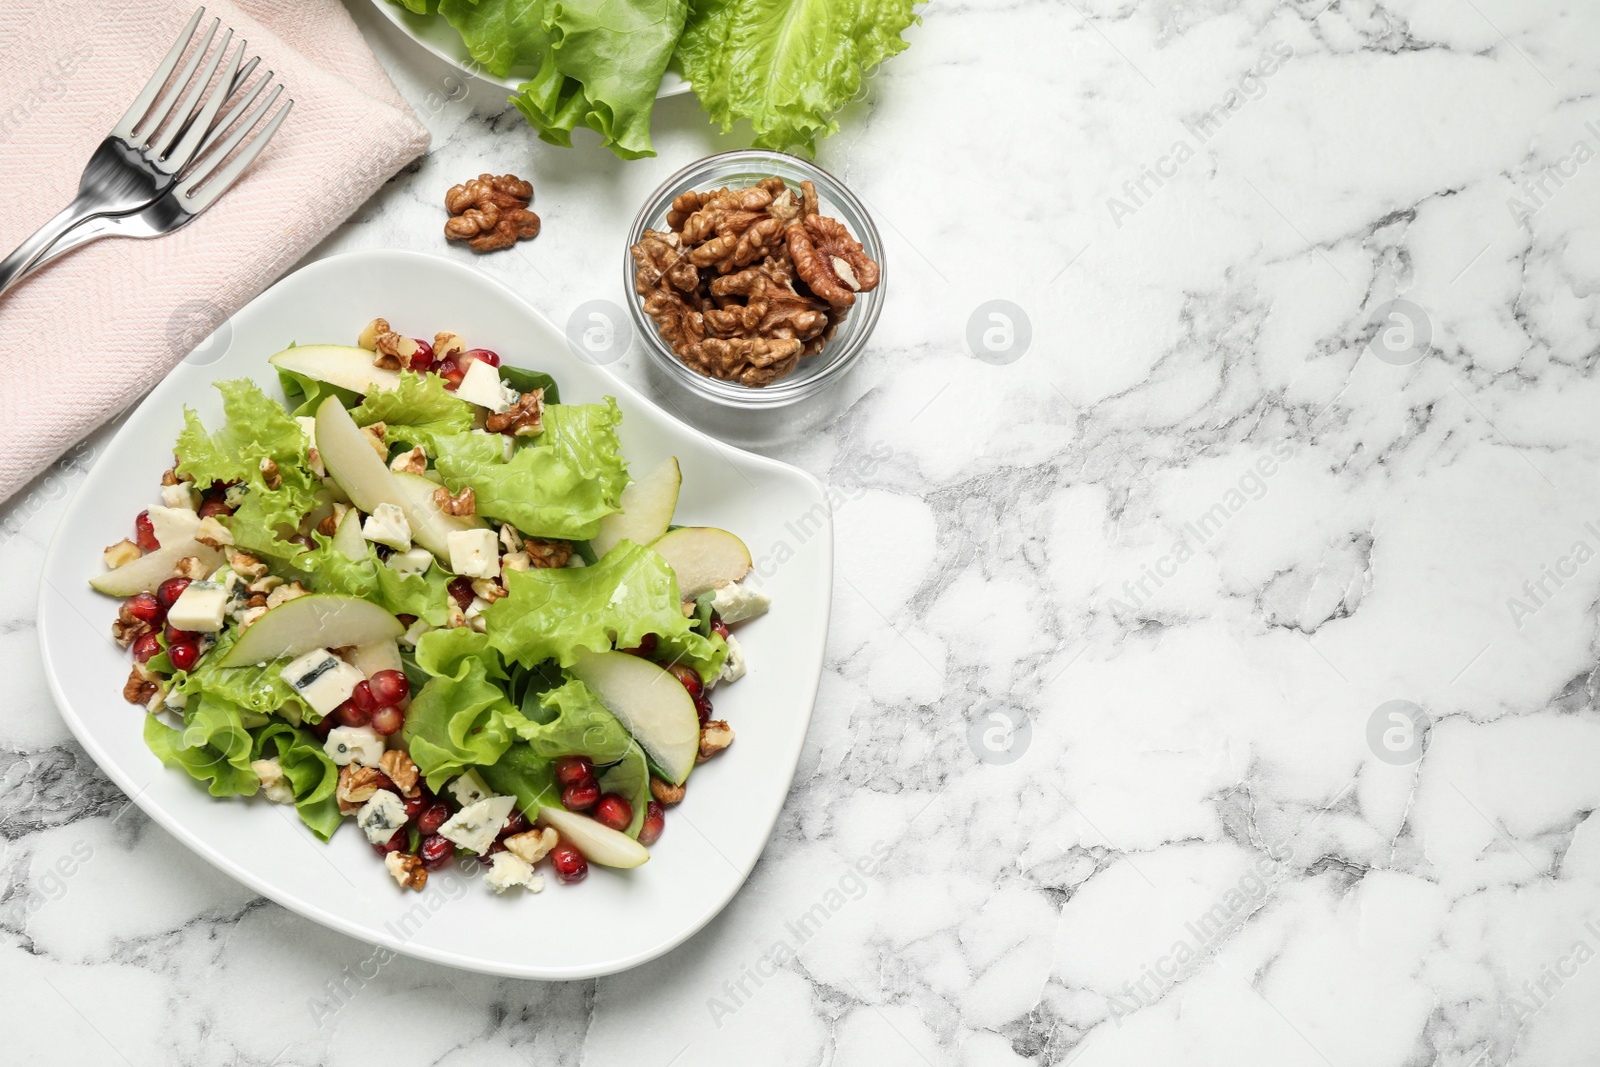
[92, 321, 770, 894]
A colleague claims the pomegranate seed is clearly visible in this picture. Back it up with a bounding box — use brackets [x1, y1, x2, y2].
[369, 669, 409, 706]
[134, 511, 159, 552]
[447, 576, 474, 610]
[694, 692, 712, 725]
[620, 633, 659, 656]
[372, 829, 408, 857]
[668, 664, 703, 700]
[334, 701, 370, 728]
[308, 716, 335, 740]
[408, 338, 435, 372]
[461, 348, 501, 368]
[550, 844, 587, 883]
[123, 592, 164, 625]
[155, 577, 191, 609]
[348, 680, 376, 714]
[369, 704, 405, 735]
[711, 617, 730, 639]
[403, 792, 428, 819]
[197, 496, 233, 519]
[639, 801, 665, 846]
[167, 640, 200, 672]
[417, 802, 451, 835]
[439, 364, 467, 391]
[419, 833, 454, 870]
[131, 631, 163, 665]
[561, 780, 600, 812]
[594, 793, 632, 832]
[500, 808, 530, 838]
[554, 756, 595, 787]
[164, 620, 198, 645]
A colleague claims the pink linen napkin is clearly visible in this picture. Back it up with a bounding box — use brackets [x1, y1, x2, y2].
[0, 0, 429, 504]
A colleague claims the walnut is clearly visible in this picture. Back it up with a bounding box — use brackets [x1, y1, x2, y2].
[445, 599, 467, 630]
[123, 666, 158, 705]
[238, 606, 267, 630]
[195, 516, 232, 548]
[471, 578, 507, 602]
[787, 215, 880, 308]
[504, 826, 558, 865]
[525, 538, 572, 568]
[245, 574, 282, 595]
[372, 331, 421, 371]
[682, 337, 803, 387]
[337, 764, 391, 814]
[432, 332, 467, 363]
[666, 190, 707, 231]
[359, 423, 388, 462]
[501, 551, 531, 572]
[316, 513, 338, 537]
[639, 284, 707, 357]
[484, 388, 544, 437]
[632, 229, 700, 294]
[679, 186, 775, 244]
[433, 485, 475, 516]
[258, 457, 281, 490]
[384, 851, 428, 891]
[444, 173, 540, 253]
[174, 555, 211, 580]
[160, 467, 179, 487]
[378, 750, 421, 798]
[389, 446, 427, 475]
[103, 539, 141, 569]
[111, 614, 151, 648]
[697, 719, 734, 762]
[650, 777, 686, 805]
[266, 581, 308, 610]
[799, 179, 819, 219]
[498, 523, 524, 554]
[358, 317, 390, 351]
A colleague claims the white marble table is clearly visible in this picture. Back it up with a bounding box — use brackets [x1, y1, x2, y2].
[7, 1, 1600, 1063]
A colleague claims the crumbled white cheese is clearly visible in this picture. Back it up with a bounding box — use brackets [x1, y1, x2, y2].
[400, 616, 434, 647]
[160, 483, 200, 511]
[251, 758, 295, 804]
[455, 359, 512, 412]
[323, 725, 385, 768]
[438, 794, 516, 855]
[484, 851, 544, 894]
[357, 790, 407, 844]
[363, 502, 412, 552]
[447, 528, 500, 579]
[147, 504, 201, 545]
[716, 632, 746, 685]
[386, 546, 433, 577]
[447, 769, 494, 807]
[710, 580, 770, 625]
[281, 649, 365, 716]
[465, 595, 491, 633]
[167, 579, 230, 633]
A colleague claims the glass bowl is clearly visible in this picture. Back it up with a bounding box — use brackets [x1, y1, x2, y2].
[624, 150, 885, 408]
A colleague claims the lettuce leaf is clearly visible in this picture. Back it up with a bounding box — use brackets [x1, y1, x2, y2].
[402, 629, 516, 789]
[438, 0, 553, 77]
[350, 371, 474, 454]
[478, 740, 562, 814]
[430, 398, 627, 539]
[296, 532, 381, 602]
[173, 630, 310, 723]
[503, 677, 633, 762]
[252, 722, 343, 840]
[675, 0, 919, 152]
[510, 0, 688, 159]
[375, 563, 453, 626]
[278, 368, 358, 421]
[483, 539, 726, 677]
[144, 698, 259, 797]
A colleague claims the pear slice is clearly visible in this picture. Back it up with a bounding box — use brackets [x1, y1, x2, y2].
[269, 344, 402, 395]
[538, 806, 650, 869]
[346, 638, 403, 678]
[315, 395, 405, 516]
[217, 593, 402, 668]
[89, 540, 225, 596]
[591, 457, 680, 559]
[331, 506, 366, 560]
[569, 650, 699, 784]
[647, 527, 752, 600]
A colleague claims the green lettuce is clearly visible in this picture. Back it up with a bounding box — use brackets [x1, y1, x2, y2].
[278, 367, 358, 421]
[430, 398, 627, 539]
[144, 698, 259, 797]
[375, 563, 453, 625]
[252, 723, 343, 840]
[173, 630, 310, 723]
[478, 741, 561, 813]
[296, 532, 381, 602]
[676, 0, 919, 152]
[483, 539, 726, 677]
[402, 629, 516, 789]
[504, 677, 633, 762]
[439, 0, 552, 77]
[350, 371, 474, 454]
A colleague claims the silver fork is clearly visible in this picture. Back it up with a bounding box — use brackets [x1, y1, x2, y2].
[0, 8, 247, 297]
[24, 78, 292, 273]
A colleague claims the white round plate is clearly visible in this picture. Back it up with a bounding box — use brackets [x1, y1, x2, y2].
[368, 0, 691, 98]
[38, 249, 830, 979]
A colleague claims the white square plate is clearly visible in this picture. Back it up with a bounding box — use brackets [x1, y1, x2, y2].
[37, 249, 831, 979]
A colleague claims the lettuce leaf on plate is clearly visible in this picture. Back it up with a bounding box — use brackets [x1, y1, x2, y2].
[511, 0, 689, 160]
[430, 398, 627, 539]
[402, 629, 516, 789]
[350, 371, 474, 454]
[144, 697, 259, 797]
[483, 539, 726, 678]
[675, 0, 919, 152]
[252, 722, 343, 840]
[438, 0, 553, 77]
[503, 676, 634, 762]
[173, 630, 310, 723]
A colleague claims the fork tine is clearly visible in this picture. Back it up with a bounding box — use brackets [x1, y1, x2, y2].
[163, 53, 259, 151]
[133, 15, 219, 143]
[112, 7, 204, 140]
[160, 35, 243, 171]
[186, 71, 275, 173]
[179, 92, 290, 211]
[149, 27, 233, 164]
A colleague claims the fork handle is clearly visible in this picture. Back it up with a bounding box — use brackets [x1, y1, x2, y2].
[0, 196, 100, 300]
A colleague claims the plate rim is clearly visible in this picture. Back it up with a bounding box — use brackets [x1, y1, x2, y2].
[36, 248, 832, 979]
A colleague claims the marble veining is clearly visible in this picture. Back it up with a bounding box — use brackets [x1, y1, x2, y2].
[6, 0, 1600, 1063]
